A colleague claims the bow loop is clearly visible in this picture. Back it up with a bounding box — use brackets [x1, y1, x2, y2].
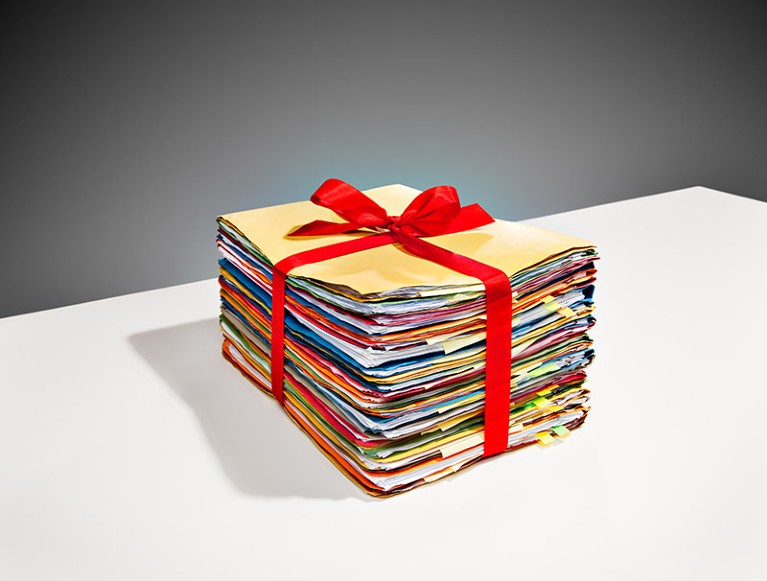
[398, 185, 461, 237]
[310, 178, 390, 229]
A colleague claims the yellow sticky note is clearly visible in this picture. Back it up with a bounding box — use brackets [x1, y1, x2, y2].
[533, 397, 550, 409]
[536, 432, 555, 446]
[529, 361, 560, 378]
[536, 384, 557, 396]
[437, 416, 471, 432]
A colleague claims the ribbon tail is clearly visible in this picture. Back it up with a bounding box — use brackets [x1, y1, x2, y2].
[445, 204, 495, 234]
[290, 220, 362, 237]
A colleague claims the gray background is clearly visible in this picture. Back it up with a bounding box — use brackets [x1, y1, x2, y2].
[2, 2, 765, 318]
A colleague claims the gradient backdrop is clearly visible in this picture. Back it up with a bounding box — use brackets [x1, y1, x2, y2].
[2, 2, 765, 318]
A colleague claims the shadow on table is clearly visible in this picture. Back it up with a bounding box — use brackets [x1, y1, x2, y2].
[129, 318, 370, 501]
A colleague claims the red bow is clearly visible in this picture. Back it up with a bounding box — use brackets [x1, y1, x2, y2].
[270, 179, 512, 457]
[290, 178, 494, 238]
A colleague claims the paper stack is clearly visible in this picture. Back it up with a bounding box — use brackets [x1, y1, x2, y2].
[216, 184, 597, 495]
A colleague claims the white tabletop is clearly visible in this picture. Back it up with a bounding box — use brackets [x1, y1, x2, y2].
[1, 187, 765, 580]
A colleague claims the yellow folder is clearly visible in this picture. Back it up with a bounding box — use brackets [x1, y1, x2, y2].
[218, 184, 594, 296]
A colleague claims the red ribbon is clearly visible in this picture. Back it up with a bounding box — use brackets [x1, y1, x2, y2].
[270, 179, 512, 457]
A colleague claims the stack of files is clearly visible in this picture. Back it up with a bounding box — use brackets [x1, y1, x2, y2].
[216, 184, 598, 496]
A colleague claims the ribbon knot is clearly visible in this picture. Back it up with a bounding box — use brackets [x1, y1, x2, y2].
[385, 216, 404, 235]
[271, 179, 513, 458]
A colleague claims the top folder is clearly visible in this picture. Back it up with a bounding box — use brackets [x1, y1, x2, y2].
[218, 184, 595, 295]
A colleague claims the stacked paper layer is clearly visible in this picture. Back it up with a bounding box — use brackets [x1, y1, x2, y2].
[216, 184, 598, 495]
